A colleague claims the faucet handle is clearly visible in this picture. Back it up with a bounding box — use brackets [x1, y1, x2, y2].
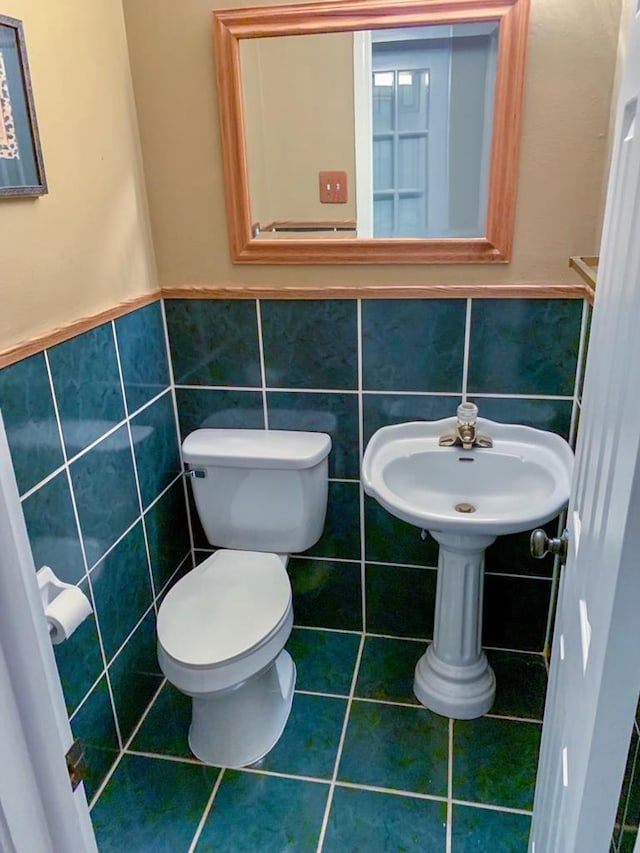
[457, 402, 478, 423]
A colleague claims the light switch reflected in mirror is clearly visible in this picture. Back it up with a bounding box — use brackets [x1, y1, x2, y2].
[213, 0, 530, 264]
[241, 22, 498, 241]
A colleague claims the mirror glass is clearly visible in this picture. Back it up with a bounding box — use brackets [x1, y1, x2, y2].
[241, 22, 499, 240]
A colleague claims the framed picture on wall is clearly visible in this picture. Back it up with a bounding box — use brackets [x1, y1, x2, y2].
[0, 15, 46, 197]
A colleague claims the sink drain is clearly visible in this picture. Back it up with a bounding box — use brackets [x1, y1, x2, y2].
[455, 502, 476, 513]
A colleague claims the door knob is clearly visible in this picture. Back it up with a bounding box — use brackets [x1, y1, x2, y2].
[530, 528, 569, 561]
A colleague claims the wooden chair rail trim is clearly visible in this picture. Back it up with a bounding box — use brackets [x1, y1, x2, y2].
[569, 256, 598, 291]
[0, 292, 160, 370]
[161, 282, 588, 300]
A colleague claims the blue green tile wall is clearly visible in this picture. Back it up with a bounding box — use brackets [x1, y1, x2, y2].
[0, 293, 589, 807]
[0, 300, 191, 802]
[167, 296, 587, 654]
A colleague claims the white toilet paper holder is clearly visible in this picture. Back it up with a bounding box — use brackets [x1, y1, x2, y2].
[36, 566, 93, 644]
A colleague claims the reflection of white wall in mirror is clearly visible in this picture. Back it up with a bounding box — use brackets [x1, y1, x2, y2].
[354, 23, 498, 239]
[240, 33, 356, 229]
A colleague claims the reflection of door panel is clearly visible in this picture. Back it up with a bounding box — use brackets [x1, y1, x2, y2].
[354, 24, 498, 240]
[530, 13, 640, 851]
[372, 44, 449, 237]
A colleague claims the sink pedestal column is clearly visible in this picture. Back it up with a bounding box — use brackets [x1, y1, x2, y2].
[414, 530, 497, 719]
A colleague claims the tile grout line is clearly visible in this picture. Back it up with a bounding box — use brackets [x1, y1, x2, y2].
[450, 798, 533, 817]
[160, 299, 198, 571]
[42, 347, 124, 751]
[88, 677, 169, 810]
[569, 298, 590, 449]
[357, 298, 367, 635]
[484, 711, 543, 725]
[124, 748, 205, 767]
[172, 382, 574, 402]
[333, 779, 447, 804]
[86, 516, 144, 576]
[142, 469, 185, 517]
[446, 718, 454, 853]
[462, 297, 472, 402]
[289, 693, 544, 725]
[20, 384, 175, 505]
[104, 603, 156, 674]
[88, 750, 126, 813]
[292, 624, 551, 659]
[114, 743, 537, 819]
[112, 748, 536, 817]
[237, 766, 331, 785]
[18, 382, 176, 503]
[18, 460, 67, 502]
[295, 688, 350, 700]
[256, 299, 270, 429]
[326, 779, 534, 816]
[112, 320, 159, 614]
[155, 550, 193, 600]
[469, 393, 575, 401]
[187, 768, 227, 853]
[87, 550, 191, 687]
[291, 624, 363, 636]
[315, 632, 366, 853]
[232, 550, 554, 583]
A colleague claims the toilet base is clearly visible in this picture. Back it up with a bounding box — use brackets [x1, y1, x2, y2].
[188, 650, 296, 767]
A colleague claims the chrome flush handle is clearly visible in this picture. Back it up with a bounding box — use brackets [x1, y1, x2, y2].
[183, 469, 206, 479]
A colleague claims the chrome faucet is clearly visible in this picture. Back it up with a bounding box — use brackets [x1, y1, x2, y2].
[438, 402, 493, 451]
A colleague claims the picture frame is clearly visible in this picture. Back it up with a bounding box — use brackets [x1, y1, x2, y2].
[0, 14, 46, 197]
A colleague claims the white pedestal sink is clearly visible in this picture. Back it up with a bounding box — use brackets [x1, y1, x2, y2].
[362, 416, 573, 720]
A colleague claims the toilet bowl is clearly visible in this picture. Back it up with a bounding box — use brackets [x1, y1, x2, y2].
[157, 549, 296, 766]
[156, 428, 331, 767]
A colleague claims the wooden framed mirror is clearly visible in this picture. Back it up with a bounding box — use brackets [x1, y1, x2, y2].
[213, 0, 530, 264]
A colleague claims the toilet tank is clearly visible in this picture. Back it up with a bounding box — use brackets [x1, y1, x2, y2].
[182, 429, 331, 553]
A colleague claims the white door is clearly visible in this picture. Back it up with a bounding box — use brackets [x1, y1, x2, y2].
[354, 28, 451, 238]
[530, 8, 640, 851]
[0, 414, 97, 853]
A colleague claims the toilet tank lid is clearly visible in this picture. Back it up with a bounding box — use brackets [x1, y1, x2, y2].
[182, 429, 332, 469]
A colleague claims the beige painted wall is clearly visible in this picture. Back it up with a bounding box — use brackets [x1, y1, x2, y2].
[123, 0, 622, 288]
[0, 0, 157, 352]
[241, 33, 356, 226]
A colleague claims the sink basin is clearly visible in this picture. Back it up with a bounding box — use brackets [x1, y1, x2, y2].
[362, 416, 574, 720]
[362, 417, 573, 536]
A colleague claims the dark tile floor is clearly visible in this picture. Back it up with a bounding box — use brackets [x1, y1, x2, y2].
[91, 630, 545, 852]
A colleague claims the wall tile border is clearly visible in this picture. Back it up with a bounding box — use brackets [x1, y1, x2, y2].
[161, 282, 589, 301]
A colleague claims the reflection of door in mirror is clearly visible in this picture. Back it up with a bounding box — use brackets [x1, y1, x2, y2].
[355, 24, 498, 239]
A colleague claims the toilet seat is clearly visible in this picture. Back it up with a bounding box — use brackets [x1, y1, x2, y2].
[157, 549, 291, 668]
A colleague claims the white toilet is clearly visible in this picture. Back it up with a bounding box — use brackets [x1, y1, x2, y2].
[156, 428, 331, 768]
